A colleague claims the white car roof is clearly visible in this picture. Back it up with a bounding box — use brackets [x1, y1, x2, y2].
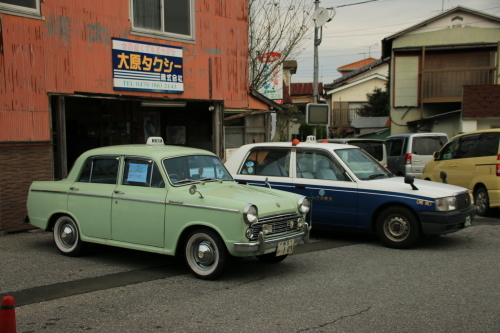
[234, 142, 358, 150]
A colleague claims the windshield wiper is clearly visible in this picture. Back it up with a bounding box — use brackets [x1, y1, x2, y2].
[368, 173, 386, 180]
[174, 179, 195, 184]
[199, 177, 215, 182]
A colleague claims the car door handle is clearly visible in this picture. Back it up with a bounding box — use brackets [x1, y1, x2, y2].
[295, 185, 306, 189]
[114, 190, 124, 194]
[69, 187, 79, 191]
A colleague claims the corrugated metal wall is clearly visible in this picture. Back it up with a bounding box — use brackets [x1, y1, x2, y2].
[0, 0, 250, 142]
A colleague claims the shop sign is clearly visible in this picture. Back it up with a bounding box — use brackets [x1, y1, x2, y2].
[257, 52, 283, 100]
[112, 38, 183, 93]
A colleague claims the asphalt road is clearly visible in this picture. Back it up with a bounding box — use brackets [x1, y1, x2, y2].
[1, 214, 499, 332]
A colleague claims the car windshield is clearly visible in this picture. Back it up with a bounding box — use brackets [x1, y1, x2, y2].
[334, 148, 392, 180]
[162, 155, 233, 185]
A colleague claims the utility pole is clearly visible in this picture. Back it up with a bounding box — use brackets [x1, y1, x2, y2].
[313, 0, 320, 104]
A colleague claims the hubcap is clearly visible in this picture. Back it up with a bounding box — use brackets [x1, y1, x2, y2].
[385, 216, 409, 241]
[195, 241, 215, 266]
[476, 192, 486, 212]
[60, 224, 76, 247]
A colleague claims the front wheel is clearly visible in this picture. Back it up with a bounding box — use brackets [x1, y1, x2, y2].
[256, 252, 288, 264]
[376, 207, 421, 249]
[53, 216, 85, 256]
[184, 228, 227, 280]
[474, 187, 490, 216]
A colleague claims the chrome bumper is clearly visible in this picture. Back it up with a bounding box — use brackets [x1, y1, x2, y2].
[233, 223, 310, 255]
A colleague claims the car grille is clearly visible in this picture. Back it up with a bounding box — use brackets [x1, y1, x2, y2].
[455, 192, 471, 210]
[250, 212, 302, 240]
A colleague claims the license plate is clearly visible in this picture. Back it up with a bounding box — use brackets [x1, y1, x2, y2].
[276, 239, 294, 256]
[464, 215, 471, 227]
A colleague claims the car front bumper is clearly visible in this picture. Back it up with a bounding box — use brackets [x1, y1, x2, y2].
[233, 223, 310, 255]
[417, 206, 476, 235]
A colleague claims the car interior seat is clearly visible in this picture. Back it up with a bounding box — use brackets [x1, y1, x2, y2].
[297, 158, 314, 178]
[316, 159, 337, 180]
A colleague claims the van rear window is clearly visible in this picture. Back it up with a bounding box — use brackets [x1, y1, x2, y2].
[412, 136, 447, 155]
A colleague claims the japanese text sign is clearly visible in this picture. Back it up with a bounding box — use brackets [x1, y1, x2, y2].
[112, 38, 183, 93]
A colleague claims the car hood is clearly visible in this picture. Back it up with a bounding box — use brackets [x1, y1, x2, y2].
[174, 182, 301, 216]
[367, 177, 469, 198]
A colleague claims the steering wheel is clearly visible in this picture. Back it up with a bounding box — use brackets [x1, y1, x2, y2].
[169, 174, 181, 183]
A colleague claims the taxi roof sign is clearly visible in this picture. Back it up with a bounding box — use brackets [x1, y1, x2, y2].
[147, 137, 165, 145]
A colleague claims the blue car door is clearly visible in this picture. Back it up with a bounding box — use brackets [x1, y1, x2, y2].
[292, 148, 358, 228]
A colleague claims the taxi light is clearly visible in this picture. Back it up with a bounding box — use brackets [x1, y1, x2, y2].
[405, 153, 412, 164]
[292, 139, 300, 146]
[322, 139, 328, 143]
[496, 155, 500, 176]
[146, 137, 165, 145]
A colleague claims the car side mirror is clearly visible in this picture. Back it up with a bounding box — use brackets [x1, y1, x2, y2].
[433, 151, 441, 160]
[189, 185, 203, 198]
[440, 171, 448, 184]
[404, 175, 419, 190]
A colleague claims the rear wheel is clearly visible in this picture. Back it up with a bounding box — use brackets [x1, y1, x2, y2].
[184, 228, 227, 280]
[376, 206, 421, 249]
[474, 187, 490, 216]
[53, 216, 85, 256]
[256, 252, 288, 264]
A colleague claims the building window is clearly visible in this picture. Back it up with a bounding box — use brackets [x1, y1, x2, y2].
[0, 0, 40, 17]
[131, 0, 194, 41]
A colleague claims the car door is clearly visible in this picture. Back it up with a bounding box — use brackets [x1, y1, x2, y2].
[386, 137, 405, 176]
[67, 156, 120, 239]
[427, 138, 460, 183]
[111, 157, 167, 248]
[234, 147, 294, 193]
[292, 148, 358, 228]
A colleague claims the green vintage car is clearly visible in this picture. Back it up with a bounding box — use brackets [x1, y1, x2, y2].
[26, 137, 311, 279]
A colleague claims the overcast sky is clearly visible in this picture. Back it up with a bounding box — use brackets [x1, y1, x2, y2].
[291, 0, 500, 85]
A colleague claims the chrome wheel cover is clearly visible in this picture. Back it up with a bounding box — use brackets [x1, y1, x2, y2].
[54, 217, 79, 253]
[186, 234, 219, 275]
[383, 215, 410, 242]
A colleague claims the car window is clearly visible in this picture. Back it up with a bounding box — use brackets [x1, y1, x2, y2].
[444, 132, 500, 159]
[163, 155, 232, 185]
[440, 139, 460, 160]
[296, 150, 348, 181]
[335, 148, 391, 180]
[387, 139, 404, 156]
[350, 142, 384, 161]
[122, 158, 165, 188]
[239, 148, 290, 177]
[78, 157, 119, 184]
[412, 136, 447, 155]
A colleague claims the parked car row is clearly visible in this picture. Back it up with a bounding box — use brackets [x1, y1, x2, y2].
[26, 130, 490, 280]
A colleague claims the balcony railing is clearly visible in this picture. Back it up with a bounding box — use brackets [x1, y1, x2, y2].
[331, 109, 360, 127]
[422, 67, 496, 103]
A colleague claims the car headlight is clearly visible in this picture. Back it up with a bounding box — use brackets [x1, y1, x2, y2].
[435, 196, 457, 211]
[298, 196, 310, 214]
[243, 204, 258, 224]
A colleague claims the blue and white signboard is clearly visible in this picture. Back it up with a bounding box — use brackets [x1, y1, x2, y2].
[112, 38, 183, 93]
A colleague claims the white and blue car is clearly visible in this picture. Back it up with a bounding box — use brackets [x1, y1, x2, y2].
[225, 139, 476, 249]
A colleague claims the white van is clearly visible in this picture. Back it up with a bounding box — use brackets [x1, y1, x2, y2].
[386, 133, 448, 178]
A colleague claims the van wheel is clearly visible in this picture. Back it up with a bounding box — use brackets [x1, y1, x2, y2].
[474, 187, 490, 216]
[376, 207, 421, 249]
[184, 228, 227, 280]
[53, 216, 85, 256]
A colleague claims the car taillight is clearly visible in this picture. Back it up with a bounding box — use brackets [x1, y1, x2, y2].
[497, 155, 500, 176]
[405, 153, 412, 165]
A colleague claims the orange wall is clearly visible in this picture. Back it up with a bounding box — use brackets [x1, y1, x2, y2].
[0, 0, 250, 142]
